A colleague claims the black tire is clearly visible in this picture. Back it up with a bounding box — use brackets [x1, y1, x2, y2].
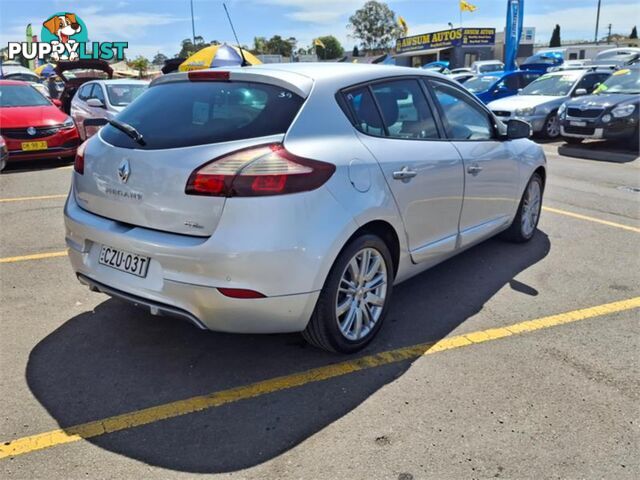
[564, 137, 583, 145]
[501, 173, 544, 243]
[541, 112, 560, 139]
[302, 234, 394, 353]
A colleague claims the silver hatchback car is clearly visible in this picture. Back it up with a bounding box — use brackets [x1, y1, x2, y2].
[64, 63, 546, 353]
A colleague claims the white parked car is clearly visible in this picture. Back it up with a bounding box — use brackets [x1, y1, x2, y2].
[64, 64, 546, 353]
[471, 60, 504, 74]
[70, 79, 148, 139]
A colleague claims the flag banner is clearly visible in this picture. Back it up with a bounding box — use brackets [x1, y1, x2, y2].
[460, 0, 477, 12]
[398, 16, 409, 35]
[396, 28, 495, 54]
[504, 0, 524, 71]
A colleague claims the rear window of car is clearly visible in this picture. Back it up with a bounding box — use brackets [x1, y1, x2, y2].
[100, 81, 304, 149]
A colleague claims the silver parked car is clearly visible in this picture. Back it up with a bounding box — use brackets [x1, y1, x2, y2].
[70, 79, 148, 139]
[487, 69, 611, 138]
[64, 64, 546, 353]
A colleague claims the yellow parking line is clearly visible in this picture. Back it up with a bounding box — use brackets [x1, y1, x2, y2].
[542, 206, 640, 233]
[0, 250, 67, 264]
[1, 296, 638, 460]
[0, 194, 67, 203]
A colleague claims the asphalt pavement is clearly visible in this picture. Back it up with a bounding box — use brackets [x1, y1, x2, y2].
[0, 141, 638, 479]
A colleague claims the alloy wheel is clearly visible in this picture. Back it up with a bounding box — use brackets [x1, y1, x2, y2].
[546, 114, 560, 138]
[521, 179, 541, 237]
[335, 247, 388, 341]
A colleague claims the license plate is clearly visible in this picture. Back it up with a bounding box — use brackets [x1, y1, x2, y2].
[570, 121, 587, 127]
[21, 141, 48, 151]
[99, 245, 149, 278]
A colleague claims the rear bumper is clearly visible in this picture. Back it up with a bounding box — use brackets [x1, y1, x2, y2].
[64, 183, 356, 333]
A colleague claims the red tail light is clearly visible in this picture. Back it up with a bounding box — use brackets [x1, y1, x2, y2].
[188, 70, 230, 81]
[218, 288, 266, 299]
[74, 141, 87, 174]
[185, 144, 335, 197]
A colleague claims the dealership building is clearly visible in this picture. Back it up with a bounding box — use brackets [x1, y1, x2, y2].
[393, 27, 536, 69]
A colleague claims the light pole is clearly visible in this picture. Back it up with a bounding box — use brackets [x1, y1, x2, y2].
[448, 22, 454, 30]
[594, 0, 601, 44]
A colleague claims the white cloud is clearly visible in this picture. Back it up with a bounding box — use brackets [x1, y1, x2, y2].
[257, 0, 364, 25]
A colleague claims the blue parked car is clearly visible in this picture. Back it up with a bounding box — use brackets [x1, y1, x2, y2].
[463, 70, 544, 104]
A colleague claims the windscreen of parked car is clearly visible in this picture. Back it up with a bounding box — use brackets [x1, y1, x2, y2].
[594, 69, 640, 94]
[519, 72, 581, 96]
[464, 75, 500, 93]
[479, 64, 503, 73]
[0, 84, 51, 107]
[101, 81, 304, 149]
[106, 84, 148, 106]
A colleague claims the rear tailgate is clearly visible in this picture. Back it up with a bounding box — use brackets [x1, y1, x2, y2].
[74, 134, 284, 236]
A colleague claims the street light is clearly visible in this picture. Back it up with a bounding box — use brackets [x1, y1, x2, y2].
[448, 22, 454, 29]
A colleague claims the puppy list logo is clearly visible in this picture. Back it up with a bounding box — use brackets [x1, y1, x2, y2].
[7, 12, 128, 62]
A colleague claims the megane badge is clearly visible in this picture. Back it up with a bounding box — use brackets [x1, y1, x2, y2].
[117, 159, 130, 183]
[27, 127, 36, 136]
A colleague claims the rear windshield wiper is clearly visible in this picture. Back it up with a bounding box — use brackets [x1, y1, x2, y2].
[108, 119, 146, 146]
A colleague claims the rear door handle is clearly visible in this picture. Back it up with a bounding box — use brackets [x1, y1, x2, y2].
[393, 166, 418, 180]
[467, 164, 483, 175]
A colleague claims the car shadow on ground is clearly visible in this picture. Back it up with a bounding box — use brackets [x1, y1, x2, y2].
[26, 231, 550, 473]
[1, 157, 73, 174]
[558, 140, 639, 163]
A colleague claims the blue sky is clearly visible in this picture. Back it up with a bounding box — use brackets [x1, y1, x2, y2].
[1, 0, 638, 59]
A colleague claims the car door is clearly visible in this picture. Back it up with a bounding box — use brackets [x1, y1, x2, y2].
[88, 84, 108, 120]
[343, 78, 464, 263]
[493, 73, 520, 100]
[426, 79, 520, 248]
[71, 83, 93, 138]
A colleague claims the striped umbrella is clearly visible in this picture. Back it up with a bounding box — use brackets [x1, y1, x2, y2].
[179, 44, 261, 72]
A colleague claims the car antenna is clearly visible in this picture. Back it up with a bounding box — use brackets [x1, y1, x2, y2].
[223, 3, 248, 67]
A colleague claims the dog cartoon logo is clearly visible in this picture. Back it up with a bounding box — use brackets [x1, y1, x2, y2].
[41, 12, 88, 61]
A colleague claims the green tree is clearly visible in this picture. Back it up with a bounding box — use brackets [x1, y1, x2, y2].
[152, 52, 168, 65]
[315, 35, 344, 60]
[549, 24, 561, 47]
[252, 36, 267, 54]
[630, 26, 638, 39]
[265, 35, 296, 56]
[347, 0, 403, 53]
[129, 56, 150, 78]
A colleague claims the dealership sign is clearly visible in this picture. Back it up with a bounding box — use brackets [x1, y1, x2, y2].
[6, 12, 128, 62]
[396, 28, 496, 54]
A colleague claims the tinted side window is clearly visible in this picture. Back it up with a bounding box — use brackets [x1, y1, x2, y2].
[101, 81, 304, 150]
[78, 84, 92, 100]
[343, 86, 385, 137]
[91, 84, 105, 103]
[497, 74, 519, 90]
[521, 73, 540, 88]
[576, 73, 610, 93]
[370, 79, 439, 140]
[428, 80, 493, 141]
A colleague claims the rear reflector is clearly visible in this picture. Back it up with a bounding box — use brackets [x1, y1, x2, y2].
[188, 70, 230, 81]
[218, 288, 266, 299]
[185, 143, 335, 197]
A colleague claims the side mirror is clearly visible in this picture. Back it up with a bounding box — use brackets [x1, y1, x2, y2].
[574, 88, 588, 96]
[506, 119, 531, 140]
[86, 98, 105, 108]
[51, 98, 62, 108]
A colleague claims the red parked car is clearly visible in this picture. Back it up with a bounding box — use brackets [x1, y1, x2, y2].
[0, 79, 80, 171]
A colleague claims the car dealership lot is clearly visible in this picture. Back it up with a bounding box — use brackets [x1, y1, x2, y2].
[0, 143, 639, 479]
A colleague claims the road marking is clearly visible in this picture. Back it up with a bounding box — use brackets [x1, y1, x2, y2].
[1, 296, 638, 460]
[542, 206, 640, 233]
[0, 250, 67, 264]
[0, 194, 67, 203]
